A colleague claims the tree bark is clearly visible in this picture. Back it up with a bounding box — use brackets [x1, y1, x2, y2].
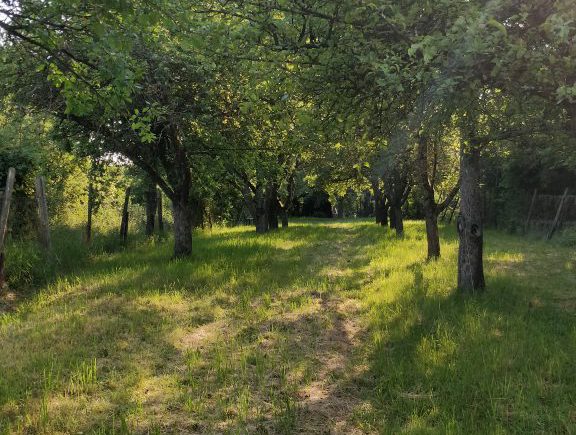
[157, 188, 164, 232]
[281, 208, 289, 228]
[381, 203, 388, 226]
[254, 184, 268, 233]
[372, 181, 388, 226]
[267, 183, 279, 230]
[172, 200, 193, 257]
[337, 197, 344, 218]
[385, 176, 410, 236]
[425, 212, 441, 259]
[86, 182, 94, 243]
[145, 181, 157, 236]
[375, 196, 389, 226]
[391, 205, 404, 236]
[417, 135, 440, 260]
[389, 199, 397, 230]
[457, 143, 485, 292]
[119, 187, 130, 244]
[170, 133, 193, 257]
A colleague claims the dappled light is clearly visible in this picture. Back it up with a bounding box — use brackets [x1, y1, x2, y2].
[1, 221, 575, 432]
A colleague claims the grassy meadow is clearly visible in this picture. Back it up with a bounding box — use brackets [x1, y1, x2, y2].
[0, 220, 575, 434]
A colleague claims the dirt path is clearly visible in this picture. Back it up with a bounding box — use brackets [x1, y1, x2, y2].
[294, 226, 372, 434]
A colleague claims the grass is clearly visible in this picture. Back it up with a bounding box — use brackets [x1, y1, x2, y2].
[0, 219, 575, 433]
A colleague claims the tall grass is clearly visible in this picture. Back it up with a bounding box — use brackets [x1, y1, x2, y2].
[0, 220, 574, 433]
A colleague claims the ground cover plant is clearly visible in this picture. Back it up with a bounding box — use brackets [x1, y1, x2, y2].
[1, 220, 574, 434]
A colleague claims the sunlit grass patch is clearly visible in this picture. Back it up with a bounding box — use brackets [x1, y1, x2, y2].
[0, 220, 575, 433]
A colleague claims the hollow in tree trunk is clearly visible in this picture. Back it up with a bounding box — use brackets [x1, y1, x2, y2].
[457, 143, 485, 292]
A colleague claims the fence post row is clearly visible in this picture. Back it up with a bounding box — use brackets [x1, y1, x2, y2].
[120, 187, 131, 243]
[547, 188, 569, 240]
[0, 168, 16, 287]
[524, 188, 538, 234]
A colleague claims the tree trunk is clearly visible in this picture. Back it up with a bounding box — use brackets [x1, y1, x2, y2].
[86, 182, 94, 243]
[389, 203, 397, 230]
[416, 135, 441, 260]
[425, 212, 441, 259]
[120, 187, 131, 244]
[172, 200, 193, 257]
[157, 188, 164, 232]
[281, 208, 289, 228]
[145, 182, 157, 236]
[457, 143, 485, 292]
[391, 205, 404, 236]
[170, 134, 193, 257]
[374, 193, 388, 226]
[381, 203, 388, 226]
[255, 184, 268, 233]
[267, 183, 279, 230]
[375, 197, 382, 224]
[337, 197, 344, 218]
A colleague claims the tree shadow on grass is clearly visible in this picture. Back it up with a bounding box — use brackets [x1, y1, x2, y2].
[0, 220, 379, 433]
[352, 247, 576, 433]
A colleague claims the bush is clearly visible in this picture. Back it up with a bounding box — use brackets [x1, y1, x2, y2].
[4, 240, 51, 289]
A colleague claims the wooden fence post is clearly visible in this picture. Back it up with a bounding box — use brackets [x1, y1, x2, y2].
[34, 176, 51, 251]
[547, 188, 569, 240]
[524, 188, 537, 234]
[85, 182, 94, 243]
[0, 168, 16, 287]
[157, 188, 164, 233]
[119, 187, 131, 243]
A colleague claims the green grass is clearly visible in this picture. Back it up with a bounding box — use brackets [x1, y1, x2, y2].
[0, 220, 575, 433]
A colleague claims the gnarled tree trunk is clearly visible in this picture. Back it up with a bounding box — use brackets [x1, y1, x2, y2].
[457, 142, 485, 291]
[170, 133, 193, 258]
[417, 135, 440, 259]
